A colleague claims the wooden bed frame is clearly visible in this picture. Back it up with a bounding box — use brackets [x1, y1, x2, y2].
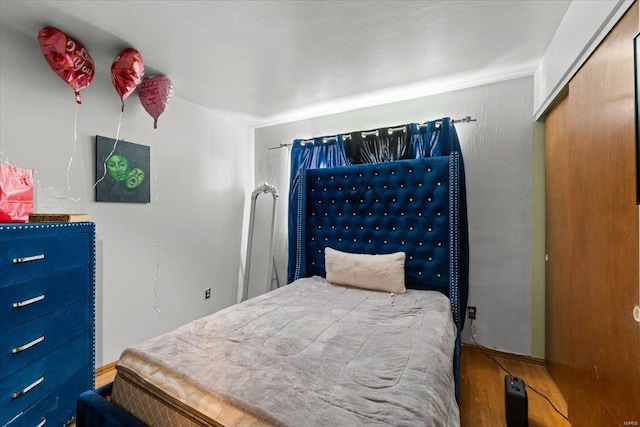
[77, 154, 467, 426]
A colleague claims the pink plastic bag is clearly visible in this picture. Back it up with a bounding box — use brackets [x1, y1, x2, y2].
[0, 164, 34, 223]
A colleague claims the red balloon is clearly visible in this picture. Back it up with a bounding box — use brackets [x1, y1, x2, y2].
[139, 75, 173, 129]
[111, 48, 145, 111]
[37, 27, 94, 104]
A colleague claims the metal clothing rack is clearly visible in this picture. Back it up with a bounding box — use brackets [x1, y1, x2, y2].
[268, 116, 476, 150]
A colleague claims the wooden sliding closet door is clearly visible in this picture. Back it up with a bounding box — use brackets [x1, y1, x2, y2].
[545, 3, 640, 425]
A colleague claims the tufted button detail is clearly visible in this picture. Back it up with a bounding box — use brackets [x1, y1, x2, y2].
[428, 256, 433, 261]
[428, 227, 432, 232]
[437, 181, 442, 186]
[437, 273, 442, 278]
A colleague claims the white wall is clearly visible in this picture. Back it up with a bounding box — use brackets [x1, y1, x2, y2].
[0, 25, 254, 366]
[255, 77, 535, 355]
[534, 0, 634, 117]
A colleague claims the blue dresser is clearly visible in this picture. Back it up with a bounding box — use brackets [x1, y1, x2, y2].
[0, 223, 95, 427]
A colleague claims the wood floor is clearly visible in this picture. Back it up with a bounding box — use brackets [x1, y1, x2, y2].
[460, 344, 570, 427]
[74, 345, 569, 427]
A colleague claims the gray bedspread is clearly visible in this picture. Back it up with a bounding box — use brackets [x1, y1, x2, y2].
[120, 276, 460, 426]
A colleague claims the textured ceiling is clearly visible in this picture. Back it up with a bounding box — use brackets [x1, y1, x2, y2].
[0, 1, 571, 126]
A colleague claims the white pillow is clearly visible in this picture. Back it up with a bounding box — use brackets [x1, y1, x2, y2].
[324, 247, 406, 294]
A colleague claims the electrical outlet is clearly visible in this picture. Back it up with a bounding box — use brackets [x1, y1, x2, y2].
[467, 306, 476, 320]
[205, 288, 211, 299]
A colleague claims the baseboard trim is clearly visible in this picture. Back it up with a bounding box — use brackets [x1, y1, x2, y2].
[462, 343, 546, 366]
[95, 361, 117, 376]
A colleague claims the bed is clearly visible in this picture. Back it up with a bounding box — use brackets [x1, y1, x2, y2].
[77, 154, 466, 427]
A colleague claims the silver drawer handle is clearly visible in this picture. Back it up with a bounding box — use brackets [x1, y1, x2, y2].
[36, 418, 46, 427]
[12, 254, 45, 264]
[11, 375, 44, 399]
[13, 294, 45, 308]
[12, 335, 45, 354]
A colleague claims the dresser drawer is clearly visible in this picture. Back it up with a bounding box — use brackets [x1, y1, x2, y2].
[0, 266, 90, 333]
[0, 332, 90, 425]
[3, 365, 90, 427]
[0, 233, 90, 285]
[0, 298, 89, 381]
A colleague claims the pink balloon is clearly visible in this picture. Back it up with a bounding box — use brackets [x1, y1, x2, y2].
[139, 75, 173, 129]
[111, 48, 145, 111]
[37, 27, 95, 104]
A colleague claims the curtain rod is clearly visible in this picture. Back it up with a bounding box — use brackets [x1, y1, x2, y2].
[268, 116, 476, 150]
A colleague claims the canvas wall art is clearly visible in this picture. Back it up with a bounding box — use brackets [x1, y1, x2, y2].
[635, 33, 640, 204]
[96, 135, 150, 203]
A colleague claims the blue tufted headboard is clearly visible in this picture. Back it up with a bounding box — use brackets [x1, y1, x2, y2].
[292, 154, 462, 329]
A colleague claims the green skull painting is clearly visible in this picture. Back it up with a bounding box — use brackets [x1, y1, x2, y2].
[96, 136, 150, 203]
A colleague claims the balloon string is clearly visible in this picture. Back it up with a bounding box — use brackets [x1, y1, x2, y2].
[66, 103, 79, 194]
[153, 128, 161, 315]
[68, 109, 124, 202]
[154, 232, 161, 315]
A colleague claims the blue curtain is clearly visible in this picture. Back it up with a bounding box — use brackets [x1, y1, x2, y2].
[287, 136, 350, 283]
